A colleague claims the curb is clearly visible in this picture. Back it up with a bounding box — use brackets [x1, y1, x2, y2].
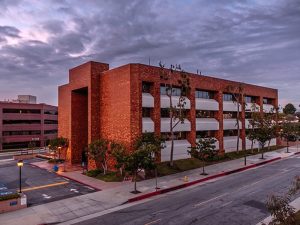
[29, 163, 101, 191]
[57, 173, 102, 191]
[294, 151, 300, 155]
[126, 157, 282, 203]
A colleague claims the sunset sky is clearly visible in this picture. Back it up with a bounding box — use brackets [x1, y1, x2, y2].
[0, 0, 299, 109]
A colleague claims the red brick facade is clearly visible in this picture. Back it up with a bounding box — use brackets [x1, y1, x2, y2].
[58, 61, 278, 165]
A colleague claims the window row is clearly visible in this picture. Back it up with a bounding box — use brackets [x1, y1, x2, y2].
[2, 120, 58, 125]
[3, 130, 41, 136]
[2, 108, 58, 115]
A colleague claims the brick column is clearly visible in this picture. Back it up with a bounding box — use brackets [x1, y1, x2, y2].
[187, 86, 196, 147]
[215, 91, 224, 154]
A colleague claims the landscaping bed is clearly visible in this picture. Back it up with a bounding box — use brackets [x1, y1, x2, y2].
[85, 146, 283, 182]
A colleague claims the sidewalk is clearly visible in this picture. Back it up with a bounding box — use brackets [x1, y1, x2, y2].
[0, 147, 299, 225]
[257, 196, 300, 225]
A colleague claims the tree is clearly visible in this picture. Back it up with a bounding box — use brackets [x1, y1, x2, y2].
[88, 139, 109, 174]
[188, 137, 217, 175]
[280, 121, 297, 153]
[283, 103, 296, 115]
[159, 62, 190, 167]
[126, 134, 162, 193]
[111, 141, 128, 176]
[264, 176, 300, 225]
[49, 137, 69, 160]
[225, 84, 244, 152]
[246, 103, 260, 154]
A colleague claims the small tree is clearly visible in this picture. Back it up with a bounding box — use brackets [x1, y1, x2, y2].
[188, 137, 217, 175]
[159, 62, 190, 167]
[88, 139, 109, 174]
[125, 140, 159, 194]
[49, 137, 69, 160]
[283, 103, 296, 115]
[225, 84, 244, 152]
[111, 141, 128, 176]
[265, 176, 300, 225]
[280, 121, 297, 153]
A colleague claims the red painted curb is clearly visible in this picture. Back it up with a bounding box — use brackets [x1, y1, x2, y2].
[126, 157, 282, 203]
[294, 151, 300, 155]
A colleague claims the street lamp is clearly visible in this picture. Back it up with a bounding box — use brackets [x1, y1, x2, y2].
[58, 146, 62, 160]
[17, 160, 23, 193]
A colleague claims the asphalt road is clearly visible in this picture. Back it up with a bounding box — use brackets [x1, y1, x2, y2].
[75, 156, 300, 225]
[0, 158, 95, 206]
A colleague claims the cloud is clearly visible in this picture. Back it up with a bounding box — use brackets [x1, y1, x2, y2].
[0, 0, 299, 108]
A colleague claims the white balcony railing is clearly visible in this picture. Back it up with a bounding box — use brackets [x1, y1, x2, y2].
[223, 136, 242, 152]
[160, 118, 191, 132]
[196, 118, 219, 131]
[142, 118, 154, 133]
[160, 95, 191, 109]
[161, 140, 191, 162]
[195, 98, 219, 111]
[245, 103, 260, 112]
[263, 104, 275, 113]
[142, 93, 154, 108]
[223, 101, 241, 112]
[223, 119, 242, 130]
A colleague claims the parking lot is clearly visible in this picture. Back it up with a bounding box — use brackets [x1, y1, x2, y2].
[0, 158, 96, 206]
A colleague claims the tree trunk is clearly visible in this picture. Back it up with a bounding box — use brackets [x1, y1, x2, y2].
[251, 140, 254, 154]
[236, 104, 240, 152]
[169, 95, 174, 167]
[287, 140, 289, 153]
[261, 144, 265, 159]
[134, 170, 137, 192]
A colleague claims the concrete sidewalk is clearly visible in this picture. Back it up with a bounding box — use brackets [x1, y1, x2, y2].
[0, 147, 298, 225]
[257, 196, 300, 225]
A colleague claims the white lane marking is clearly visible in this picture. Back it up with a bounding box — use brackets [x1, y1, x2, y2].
[70, 188, 79, 193]
[144, 219, 162, 225]
[194, 193, 228, 207]
[221, 201, 232, 207]
[42, 194, 52, 199]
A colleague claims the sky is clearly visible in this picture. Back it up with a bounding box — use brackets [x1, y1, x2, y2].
[0, 0, 299, 109]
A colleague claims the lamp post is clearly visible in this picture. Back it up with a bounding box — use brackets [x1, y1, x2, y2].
[17, 160, 23, 193]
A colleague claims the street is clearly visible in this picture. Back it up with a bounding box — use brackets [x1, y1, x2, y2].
[73, 156, 300, 225]
[0, 157, 96, 206]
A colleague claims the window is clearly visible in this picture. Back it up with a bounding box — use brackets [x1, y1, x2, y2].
[44, 130, 58, 135]
[223, 94, 233, 101]
[44, 120, 58, 124]
[3, 108, 41, 114]
[3, 120, 41, 125]
[142, 108, 151, 117]
[196, 110, 215, 118]
[142, 82, 152, 93]
[195, 90, 214, 99]
[223, 112, 237, 119]
[245, 112, 252, 119]
[161, 109, 170, 118]
[245, 96, 252, 103]
[223, 130, 238, 137]
[161, 132, 187, 141]
[263, 98, 273, 104]
[160, 86, 182, 96]
[196, 131, 216, 139]
[44, 110, 58, 115]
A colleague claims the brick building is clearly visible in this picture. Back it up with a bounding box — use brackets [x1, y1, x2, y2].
[58, 61, 278, 164]
[0, 96, 58, 151]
